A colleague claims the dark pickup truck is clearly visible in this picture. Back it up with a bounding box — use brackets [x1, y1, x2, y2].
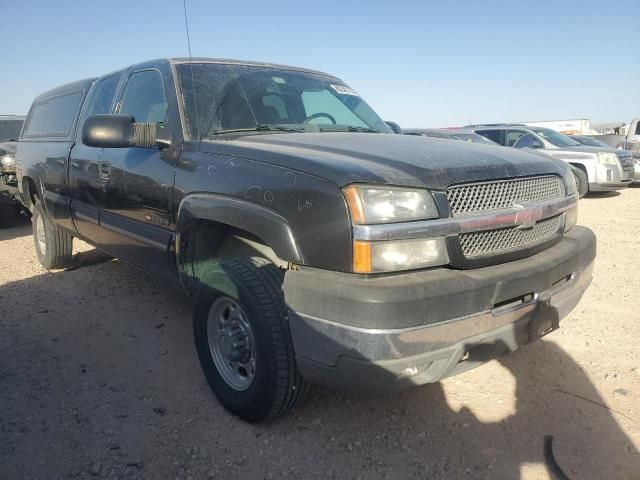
[0, 116, 26, 226]
[16, 58, 596, 422]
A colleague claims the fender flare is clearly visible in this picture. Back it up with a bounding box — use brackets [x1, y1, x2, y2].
[175, 193, 304, 265]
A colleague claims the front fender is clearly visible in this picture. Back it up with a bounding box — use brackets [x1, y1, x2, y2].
[176, 193, 305, 265]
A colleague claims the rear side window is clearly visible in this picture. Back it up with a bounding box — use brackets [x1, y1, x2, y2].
[24, 91, 83, 137]
[118, 70, 167, 124]
[24, 103, 49, 136]
[43, 93, 82, 135]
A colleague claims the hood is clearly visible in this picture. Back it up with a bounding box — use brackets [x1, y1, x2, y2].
[199, 133, 565, 190]
[561, 145, 621, 155]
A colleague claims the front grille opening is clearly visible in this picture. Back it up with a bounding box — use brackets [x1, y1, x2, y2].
[446, 175, 563, 216]
[459, 214, 562, 258]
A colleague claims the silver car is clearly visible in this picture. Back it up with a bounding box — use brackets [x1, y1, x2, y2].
[471, 125, 634, 196]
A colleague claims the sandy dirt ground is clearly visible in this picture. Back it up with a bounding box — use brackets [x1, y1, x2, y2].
[0, 188, 639, 480]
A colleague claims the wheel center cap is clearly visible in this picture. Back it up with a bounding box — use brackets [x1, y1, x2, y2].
[219, 324, 250, 362]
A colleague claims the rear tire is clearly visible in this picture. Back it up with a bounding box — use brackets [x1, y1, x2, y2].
[572, 167, 589, 198]
[32, 199, 73, 269]
[193, 257, 308, 422]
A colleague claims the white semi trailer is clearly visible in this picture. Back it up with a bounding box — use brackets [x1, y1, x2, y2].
[522, 119, 590, 135]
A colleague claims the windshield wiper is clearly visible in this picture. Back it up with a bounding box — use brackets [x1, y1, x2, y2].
[210, 124, 306, 136]
[320, 126, 379, 133]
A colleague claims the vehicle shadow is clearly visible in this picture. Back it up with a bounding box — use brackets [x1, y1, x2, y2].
[584, 191, 622, 199]
[0, 214, 31, 241]
[0, 257, 637, 479]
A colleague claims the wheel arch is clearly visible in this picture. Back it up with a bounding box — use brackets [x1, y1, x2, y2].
[175, 193, 305, 294]
[21, 175, 40, 210]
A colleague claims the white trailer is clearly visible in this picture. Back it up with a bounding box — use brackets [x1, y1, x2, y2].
[522, 119, 590, 135]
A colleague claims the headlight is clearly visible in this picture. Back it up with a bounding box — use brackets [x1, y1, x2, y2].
[343, 185, 447, 273]
[0, 155, 15, 168]
[562, 169, 577, 197]
[353, 237, 449, 273]
[342, 185, 438, 224]
[596, 152, 618, 165]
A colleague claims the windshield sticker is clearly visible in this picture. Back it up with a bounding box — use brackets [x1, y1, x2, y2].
[272, 77, 286, 84]
[330, 84, 359, 96]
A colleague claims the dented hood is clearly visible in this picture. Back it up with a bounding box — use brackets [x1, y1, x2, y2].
[200, 133, 565, 189]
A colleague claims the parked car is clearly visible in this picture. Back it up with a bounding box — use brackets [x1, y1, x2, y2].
[404, 128, 498, 145]
[0, 116, 27, 226]
[569, 135, 614, 149]
[0, 115, 25, 143]
[470, 124, 633, 197]
[569, 135, 637, 185]
[17, 58, 595, 422]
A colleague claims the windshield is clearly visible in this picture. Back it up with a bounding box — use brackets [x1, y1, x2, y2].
[530, 127, 580, 147]
[0, 119, 24, 142]
[177, 63, 391, 139]
[451, 132, 497, 145]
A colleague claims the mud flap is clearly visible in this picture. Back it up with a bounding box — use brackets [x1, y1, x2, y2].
[529, 292, 561, 343]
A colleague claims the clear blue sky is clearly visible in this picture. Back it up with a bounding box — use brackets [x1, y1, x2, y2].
[2, 0, 638, 127]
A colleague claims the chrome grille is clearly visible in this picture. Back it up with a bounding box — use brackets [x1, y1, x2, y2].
[447, 176, 563, 216]
[618, 155, 634, 171]
[460, 215, 562, 258]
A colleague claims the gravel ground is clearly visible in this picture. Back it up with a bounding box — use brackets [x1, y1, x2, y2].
[1, 188, 639, 480]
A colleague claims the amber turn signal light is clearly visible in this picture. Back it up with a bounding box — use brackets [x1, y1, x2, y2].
[353, 240, 372, 273]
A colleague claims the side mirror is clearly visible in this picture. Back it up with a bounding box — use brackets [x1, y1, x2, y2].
[385, 121, 403, 134]
[82, 114, 170, 149]
[531, 142, 544, 149]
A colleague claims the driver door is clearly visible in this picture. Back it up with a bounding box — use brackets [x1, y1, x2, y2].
[97, 68, 178, 283]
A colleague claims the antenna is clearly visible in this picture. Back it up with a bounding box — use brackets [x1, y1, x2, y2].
[183, 0, 201, 141]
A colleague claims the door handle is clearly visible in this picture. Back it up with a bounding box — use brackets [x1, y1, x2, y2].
[99, 160, 111, 178]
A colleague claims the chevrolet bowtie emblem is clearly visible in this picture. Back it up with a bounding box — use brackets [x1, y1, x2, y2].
[513, 202, 542, 230]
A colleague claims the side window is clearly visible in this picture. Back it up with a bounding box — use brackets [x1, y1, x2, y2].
[23, 92, 83, 137]
[83, 75, 120, 119]
[24, 102, 49, 136]
[43, 92, 83, 135]
[513, 133, 533, 149]
[505, 130, 526, 147]
[477, 130, 502, 145]
[118, 70, 167, 124]
[635, 122, 640, 135]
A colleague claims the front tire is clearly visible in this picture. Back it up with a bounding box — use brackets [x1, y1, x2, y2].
[572, 167, 589, 198]
[193, 257, 308, 422]
[32, 199, 73, 269]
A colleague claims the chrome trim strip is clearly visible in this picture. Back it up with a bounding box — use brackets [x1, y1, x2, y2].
[353, 194, 578, 242]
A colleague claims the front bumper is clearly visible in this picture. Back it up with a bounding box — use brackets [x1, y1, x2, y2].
[285, 226, 596, 391]
[590, 162, 633, 191]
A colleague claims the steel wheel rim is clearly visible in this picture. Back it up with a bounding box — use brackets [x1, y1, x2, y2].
[36, 215, 47, 255]
[207, 296, 256, 391]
